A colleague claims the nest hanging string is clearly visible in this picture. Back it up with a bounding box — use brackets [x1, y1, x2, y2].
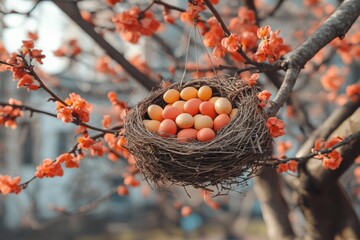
[179, 24, 195, 86]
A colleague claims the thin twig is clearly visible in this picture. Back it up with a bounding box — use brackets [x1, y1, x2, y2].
[271, 130, 360, 164]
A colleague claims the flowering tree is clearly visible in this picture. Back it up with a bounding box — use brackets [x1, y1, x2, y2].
[0, 0, 360, 239]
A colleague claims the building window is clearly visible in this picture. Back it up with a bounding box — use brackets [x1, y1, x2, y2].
[21, 122, 33, 165]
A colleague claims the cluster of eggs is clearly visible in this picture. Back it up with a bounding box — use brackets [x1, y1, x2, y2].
[143, 86, 237, 142]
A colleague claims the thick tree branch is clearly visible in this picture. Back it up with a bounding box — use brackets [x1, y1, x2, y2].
[254, 168, 296, 240]
[286, 0, 360, 69]
[267, 0, 360, 116]
[52, 0, 158, 91]
[294, 109, 360, 239]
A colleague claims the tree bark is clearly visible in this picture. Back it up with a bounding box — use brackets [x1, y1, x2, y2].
[254, 168, 296, 240]
[297, 108, 360, 239]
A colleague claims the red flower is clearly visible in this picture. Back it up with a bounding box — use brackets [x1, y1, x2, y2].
[35, 159, 64, 178]
[266, 117, 286, 138]
[0, 175, 21, 195]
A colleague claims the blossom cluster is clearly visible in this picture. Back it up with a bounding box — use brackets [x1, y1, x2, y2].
[266, 117, 286, 138]
[312, 136, 344, 170]
[112, 6, 160, 44]
[56, 93, 93, 123]
[0, 98, 24, 129]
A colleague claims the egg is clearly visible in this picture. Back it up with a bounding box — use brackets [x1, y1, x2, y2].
[163, 89, 180, 104]
[197, 128, 215, 142]
[199, 101, 217, 119]
[162, 106, 182, 121]
[172, 100, 186, 112]
[230, 108, 238, 120]
[209, 96, 220, 105]
[194, 115, 213, 130]
[175, 113, 194, 129]
[164, 104, 172, 109]
[180, 87, 198, 100]
[177, 129, 198, 142]
[183, 98, 202, 116]
[143, 120, 161, 133]
[147, 104, 164, 121]
[193, 114, 203, 122]
[158, 119, 177, 137]
[198, 85, 212, 101]
[213, 114, 230, 131]
[214, 98, 232, 114]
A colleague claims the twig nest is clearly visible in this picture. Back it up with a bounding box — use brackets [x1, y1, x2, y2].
[125, 76, 272, 192]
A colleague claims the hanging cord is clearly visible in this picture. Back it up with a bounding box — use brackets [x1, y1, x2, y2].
[180, 25, 195, 86]
[194, 20, 199, 76]
[195, 25, 224, 81]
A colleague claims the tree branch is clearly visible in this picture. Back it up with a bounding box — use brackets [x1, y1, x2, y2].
[254, 168, 296, 240]
[52, 0, 159, 91]
[267, 0, 360, 116]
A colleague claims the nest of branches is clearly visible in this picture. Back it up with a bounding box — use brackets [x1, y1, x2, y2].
[125, 76, 273, 192]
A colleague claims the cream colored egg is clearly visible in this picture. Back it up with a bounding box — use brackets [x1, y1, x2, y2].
[175, 113, 194, 129]
[172, 100, 186, 112]
[193, 114, 203, 122]
[230, 108, 239, 120]
[214, 98, 232, 114]
[164, 104, 173, 109]
[209, 96, 220, 105]
[147, 104, 164, 121]
[194, 115, 213, 130]
[143, 120, 161, 133]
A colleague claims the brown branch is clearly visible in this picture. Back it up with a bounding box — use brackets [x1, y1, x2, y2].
[254, 168, 296, 239]
[56, 188, 118, 216]
[296, 98, 360, 159]
[18, 124, 123, 190]
[267, 0, 360, 116]
[271, 130, 360, 165]
[294, 109, 360, 239]
[153, 0, 186, 12]
[260, 0, 285, 20]
[52, 0, 159, 91]
[0, 102, 57, 118]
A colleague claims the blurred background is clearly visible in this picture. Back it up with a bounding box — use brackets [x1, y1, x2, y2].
[0, 0, 359, 239]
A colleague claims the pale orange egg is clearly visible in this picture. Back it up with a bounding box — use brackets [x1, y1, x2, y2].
[209, 96, 220, 105]
[163, 89, 180, 104]
[175, 113, 194, 129]
[177, 129, 198, 142]
[230, 108, 238, 120]
[213, 114, 230, 131]
[198, 85, 212, 101]
[164, 104, 172, 109]
[172, 100, 186, 112]
[162, 106, 182, 121]
[197, 128, 215, 142]
[194, 115, 213, 130]
[147, 104, 164, 121]
[143, 120, 161, 133]
[158, 119, 177, 137]
[183, 98, 202, 116]
[199, 101, 217, 119]
[180, 87, 198, 100]
[214, 97, 232, 114]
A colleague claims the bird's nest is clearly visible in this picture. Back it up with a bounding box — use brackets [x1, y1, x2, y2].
[124, 76, 272, 193]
